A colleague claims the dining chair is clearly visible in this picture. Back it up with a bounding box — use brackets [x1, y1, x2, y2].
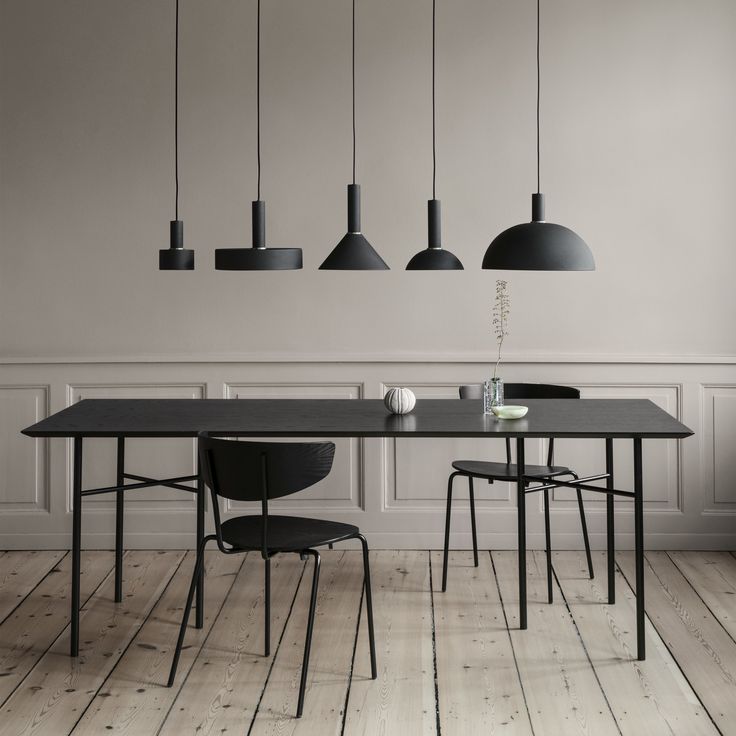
[442, 383, 594, 600]
[167, 435, 377, 718]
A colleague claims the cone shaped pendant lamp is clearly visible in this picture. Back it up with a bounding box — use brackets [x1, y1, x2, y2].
[159, 0, 194, 270]
[482, 0, 594, 271]
[215, 0, 302, 271]
[406, 0, 463, 270]
[320, 0, 388, 270]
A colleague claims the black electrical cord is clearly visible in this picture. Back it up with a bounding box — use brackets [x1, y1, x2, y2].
[257, 0, 262, 200]
[353, 0, 355, 184]
[432, 0, 436, 199]
[536, 0, 541, 194]
[174, 0, 179, 220]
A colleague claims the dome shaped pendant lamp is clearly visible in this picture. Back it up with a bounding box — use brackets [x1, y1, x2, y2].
[406, 0, 463, 270]
[215, 0, 302, 271]
[482, 0, 594, 271]
[159, 0, 194, 270]
[320, 0, 388, 270]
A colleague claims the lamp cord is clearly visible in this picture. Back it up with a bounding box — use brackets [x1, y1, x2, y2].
[536, 0, 540, 194]
[257, 0, 261, 200]
[352, 0, 356, 185]
[174, 0, 179, 220]
[432, 0, 436, 199]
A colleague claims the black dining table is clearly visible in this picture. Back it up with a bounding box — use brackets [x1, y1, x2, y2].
[22, 397, 692, 661]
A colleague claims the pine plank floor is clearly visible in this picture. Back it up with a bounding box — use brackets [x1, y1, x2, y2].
[0, 549, 734, 735]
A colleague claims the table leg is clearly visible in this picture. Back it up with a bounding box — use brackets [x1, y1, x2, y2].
[606, 438, 615, 604]
[71, 437, 83, 657]
[115, 437, 125, 603]
[195, 461, 205, 629]
[633, 437, 645, 660]
[516, 438, 527, 630]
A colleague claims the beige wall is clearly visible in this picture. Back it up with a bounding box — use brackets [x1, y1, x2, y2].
[1, 0, 735, 548]
[1, 0, 735, 359]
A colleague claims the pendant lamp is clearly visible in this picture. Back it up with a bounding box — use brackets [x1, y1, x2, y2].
[482, 0, 594, 271]
[320, 0, 388, 270]
[160, 0, 194, 270]
[406, 0, 463, 270]
[215, 0, 302, 271]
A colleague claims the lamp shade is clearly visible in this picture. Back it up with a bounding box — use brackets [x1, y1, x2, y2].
[406, 199, 463, 270]
[215, 201, 302, 271]
[159, 220, 194, 270]
[482, 194, 594, 271]
[215, 248, 302, 270]
[320, 185, 389, 270]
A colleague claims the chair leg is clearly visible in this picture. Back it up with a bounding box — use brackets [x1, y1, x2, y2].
[264, 557, 271, 657]
[468, 476, 479, 567]
[167, 535, 215, 687]
[296, 550, 321, 718]
[575, 484, 594, 579]
[356, 534, 377, 679]
[543, 489, 553, 604]
[442, 473, 458, 593]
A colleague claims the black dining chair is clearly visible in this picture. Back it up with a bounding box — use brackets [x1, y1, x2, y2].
[167, 435, 377, 718]
[442, 383, 594, 600]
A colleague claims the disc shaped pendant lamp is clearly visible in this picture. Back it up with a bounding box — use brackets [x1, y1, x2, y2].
[215, 0, 302, 271]
[482, 0, 594, 271]
[406, 0, 463, 270]
[320, 0, 388, 270]
[160, 0, 194, 270]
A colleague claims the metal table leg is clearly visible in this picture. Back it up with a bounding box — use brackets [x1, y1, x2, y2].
[195, 462, 205, 629]
[115, 437, 125, 603]
[516, 438, 527, 630]
[71, 437, 83, 657]
[606, 438, 615, 604]
[633, 437, 645, 660]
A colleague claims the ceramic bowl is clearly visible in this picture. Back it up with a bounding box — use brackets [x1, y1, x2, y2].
[491, 405, 529, 419]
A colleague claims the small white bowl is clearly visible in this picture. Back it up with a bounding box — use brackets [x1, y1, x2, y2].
[491, 405, 528, 419]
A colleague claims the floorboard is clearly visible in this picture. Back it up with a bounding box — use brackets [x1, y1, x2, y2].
[249, 550, 363, 735]
[0, 552, 113, 707]
[432, 551, 532, 736]
[0, 551, 66, 624]
[618, 551, 736, 734]
[342, 550, 436, 735]
[1, 551, 183, 736]
[493, 550, 619, 736]
[70, 550, 243, 735]
[0, 549, 734, 736]
[668, 551, 736, 642]
[553, 551, 719, 736]
[158, 552, 305, 736]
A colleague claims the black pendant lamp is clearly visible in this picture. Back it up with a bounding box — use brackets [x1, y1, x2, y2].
[320, 0, 388, 270]
[482, 0, 594, 271]
[160, 0, 194, 270]
[215, 0, 302, 271]
[406, 0, 463, 271]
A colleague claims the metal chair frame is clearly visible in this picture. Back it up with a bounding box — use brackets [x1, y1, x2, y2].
[442, 383, 595, 599]
[167, 435, 377, 718]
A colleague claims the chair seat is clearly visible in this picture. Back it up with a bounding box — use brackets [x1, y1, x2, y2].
[221, 514, 359, 552]
[452, 460, 571, 481]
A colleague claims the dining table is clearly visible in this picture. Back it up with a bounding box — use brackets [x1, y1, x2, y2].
[22, 397, 693, 661]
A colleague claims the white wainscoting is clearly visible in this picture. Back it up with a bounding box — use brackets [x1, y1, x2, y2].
[0, 357, 734, 550]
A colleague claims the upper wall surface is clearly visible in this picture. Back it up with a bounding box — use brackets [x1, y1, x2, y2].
[1, 0, 735, 359]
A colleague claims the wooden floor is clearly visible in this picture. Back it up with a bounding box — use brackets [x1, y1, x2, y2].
[0, 549, 735, 735]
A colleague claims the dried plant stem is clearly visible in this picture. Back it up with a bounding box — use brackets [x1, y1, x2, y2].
[491, 279, 510, 380]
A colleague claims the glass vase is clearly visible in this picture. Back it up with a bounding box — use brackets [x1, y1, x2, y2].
[483, 377, 504, 414]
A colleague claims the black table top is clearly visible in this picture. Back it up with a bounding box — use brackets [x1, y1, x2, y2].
[22, 398, 693, 440]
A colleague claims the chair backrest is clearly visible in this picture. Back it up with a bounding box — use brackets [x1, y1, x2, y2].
[198, 435, 336, 556]
[459, 383, 580, 400]
[458, 383, 579, 465]
[198, 435, 335, 503]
